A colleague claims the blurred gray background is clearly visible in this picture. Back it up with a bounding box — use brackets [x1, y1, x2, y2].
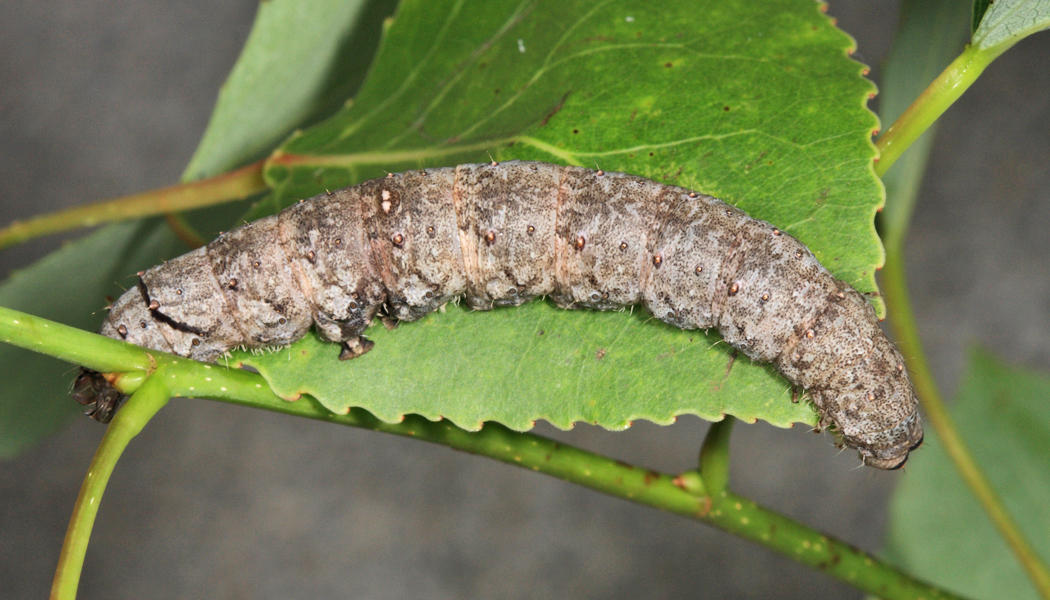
[1, 1, 1047, 598]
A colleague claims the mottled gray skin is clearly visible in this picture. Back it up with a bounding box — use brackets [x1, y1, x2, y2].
[99, 161, 922, 468]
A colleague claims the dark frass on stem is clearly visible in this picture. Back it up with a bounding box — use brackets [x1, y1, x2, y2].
[78, 161, 923, 468]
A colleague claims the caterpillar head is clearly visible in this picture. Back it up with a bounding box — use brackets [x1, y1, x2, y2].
[813, 380, 924, 470]
[851, 411, 924, 470]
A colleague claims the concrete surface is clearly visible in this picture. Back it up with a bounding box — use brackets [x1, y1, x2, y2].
[1, 1, 1047, 599]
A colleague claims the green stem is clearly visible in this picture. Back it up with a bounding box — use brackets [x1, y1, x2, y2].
[882, 248, 1050, 600]
[0, 306, 152, 374]
[875, 45, 995, 178]
[0, 160, 266, 250]
[0, 308, 967, 599]
[875, 40, 1050, 600]
[163, 212, 208, 249]
[699, 417, 734, 496]
[50, 374, 170, 600]
[202, 369, 964, 600]
[876, 22, 1050, 596]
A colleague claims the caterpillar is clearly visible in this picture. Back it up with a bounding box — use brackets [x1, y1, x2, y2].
[73, 161, 923, 469]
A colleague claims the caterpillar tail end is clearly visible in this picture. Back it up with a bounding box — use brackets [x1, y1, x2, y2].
[71, 368, 127, 424]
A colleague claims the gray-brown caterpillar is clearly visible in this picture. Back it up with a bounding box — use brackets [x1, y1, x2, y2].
[77, 161, 922, 469]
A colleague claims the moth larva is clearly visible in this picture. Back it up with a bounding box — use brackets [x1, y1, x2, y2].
[76, 161, 923, 469]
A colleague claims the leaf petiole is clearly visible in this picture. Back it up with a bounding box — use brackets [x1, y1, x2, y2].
[0, 160, 267, 251]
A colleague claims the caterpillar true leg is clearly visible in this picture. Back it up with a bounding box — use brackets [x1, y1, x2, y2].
[338, 336, 375, 361]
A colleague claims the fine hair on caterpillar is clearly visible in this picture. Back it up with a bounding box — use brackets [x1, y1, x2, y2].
[78, 161, 923, 469]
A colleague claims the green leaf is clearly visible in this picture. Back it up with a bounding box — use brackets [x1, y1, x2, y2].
[241, 0, 882, 431]
[885, 349, 1050, 600]
[238, 303, 816, 430]
[183, 0, 398, 180]
[971, 0, 1050, 55]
